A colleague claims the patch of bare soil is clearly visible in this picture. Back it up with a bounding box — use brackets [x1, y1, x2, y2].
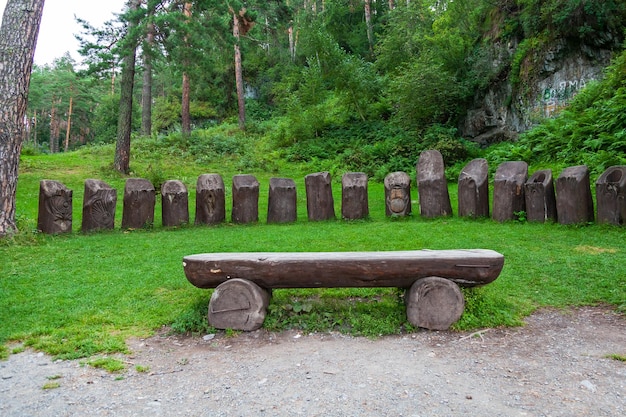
[1, 307, 625, 417]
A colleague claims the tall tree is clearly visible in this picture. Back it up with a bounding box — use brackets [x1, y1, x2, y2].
[0, 0, 46, 236]
[114, 0, 142, 174]
[141, 20, 155, 136]
[231, 6, 255, 130]
[364, 0, 374, 55]
[181, 1, 192, 136]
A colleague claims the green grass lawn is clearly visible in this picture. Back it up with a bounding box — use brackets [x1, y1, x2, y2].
[2, 143, 625, 360]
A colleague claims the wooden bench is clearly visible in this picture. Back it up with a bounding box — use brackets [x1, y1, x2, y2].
[183, 249, 504, 331]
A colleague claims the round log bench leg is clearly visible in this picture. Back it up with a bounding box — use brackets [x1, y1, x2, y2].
[208, 279, 271, 331]
[405, 277, 465, 330]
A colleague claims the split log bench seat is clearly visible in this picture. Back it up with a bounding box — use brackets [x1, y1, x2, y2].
[182, 249, 504, 332]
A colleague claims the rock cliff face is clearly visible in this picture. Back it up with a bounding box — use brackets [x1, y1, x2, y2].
[460, 38, 615, 146]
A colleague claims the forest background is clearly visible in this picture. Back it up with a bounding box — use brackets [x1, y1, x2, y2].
[22, 0, 626, 180]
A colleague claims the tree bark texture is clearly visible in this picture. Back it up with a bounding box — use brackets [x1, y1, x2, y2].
[49, 97, 60, 153]
[183, 249, 505, 290]
[181, 2, 192, 136]
[181, 71, 191, 135]
[233, 11, 246, 130]
[141, 22, 154, 137]
[114, 0, 141, 174]
[64, 95, 73, 152]
[0, 0, 46, 236]
[364, 0, 374, 54]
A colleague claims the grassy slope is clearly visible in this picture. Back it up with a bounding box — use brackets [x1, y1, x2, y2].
[2, 143, 625, 359]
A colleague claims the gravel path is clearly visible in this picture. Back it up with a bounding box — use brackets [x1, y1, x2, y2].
[1, 307, 625, 416]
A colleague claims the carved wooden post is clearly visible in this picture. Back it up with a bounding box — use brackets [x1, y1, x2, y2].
[121, 178, 155, 229]
[341, 172, 369, 220]
[405, 276, 465, 330]
[493, 161, 528, 222]
[384, 172, 411, 217]
[82, 179, 116, 232]
[37, 180, 72, 234]
[524, 170, 557, 223]
[417, 150, 452, 218]
[195, 174, 225, 225]
[267, 177, 297, 224]
[232, 174, 259, 224]
[305, 172, 335, 221]
[161, 180, 189, 227]
[458, 158, 489, 218]
[556, 165, 594, 225]
[596, 166, 626, 226]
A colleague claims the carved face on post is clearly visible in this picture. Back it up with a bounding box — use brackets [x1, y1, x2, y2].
[388, 186, 409, 215]
[384, 172, 412, 217]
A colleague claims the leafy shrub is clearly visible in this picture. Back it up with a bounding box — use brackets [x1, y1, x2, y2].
[91, 94, 120, 144]
[152, 97, 181, 134]
[91, 94, 140, 143]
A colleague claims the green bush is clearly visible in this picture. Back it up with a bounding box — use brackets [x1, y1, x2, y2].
[91, 94, 140, 144]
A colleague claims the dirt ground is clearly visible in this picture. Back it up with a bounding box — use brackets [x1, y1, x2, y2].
[1, 306, 625, 417]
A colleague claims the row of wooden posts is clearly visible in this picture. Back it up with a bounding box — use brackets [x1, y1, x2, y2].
[37, 150, 625, 234]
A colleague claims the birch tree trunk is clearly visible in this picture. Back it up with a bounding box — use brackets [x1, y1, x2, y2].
[0, 0, 46, 236]
[364, 0, 374, 55]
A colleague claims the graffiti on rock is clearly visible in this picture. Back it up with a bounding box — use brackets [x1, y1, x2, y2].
[542, 78, 591, 118]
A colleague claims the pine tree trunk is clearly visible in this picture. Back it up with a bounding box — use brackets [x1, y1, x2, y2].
[64, 96, 73, 152]
[49, 100, 58, 153]
[114, 0, 141, 174]
[182, 72, 191, 135]
[233, 12, 246, 131]
[181, 2, 192, 136]
[0, 0, 46, 236]
[141, 22, 154, 137]
[114, 50, 136, 173]
[33, 110, 38, 146]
